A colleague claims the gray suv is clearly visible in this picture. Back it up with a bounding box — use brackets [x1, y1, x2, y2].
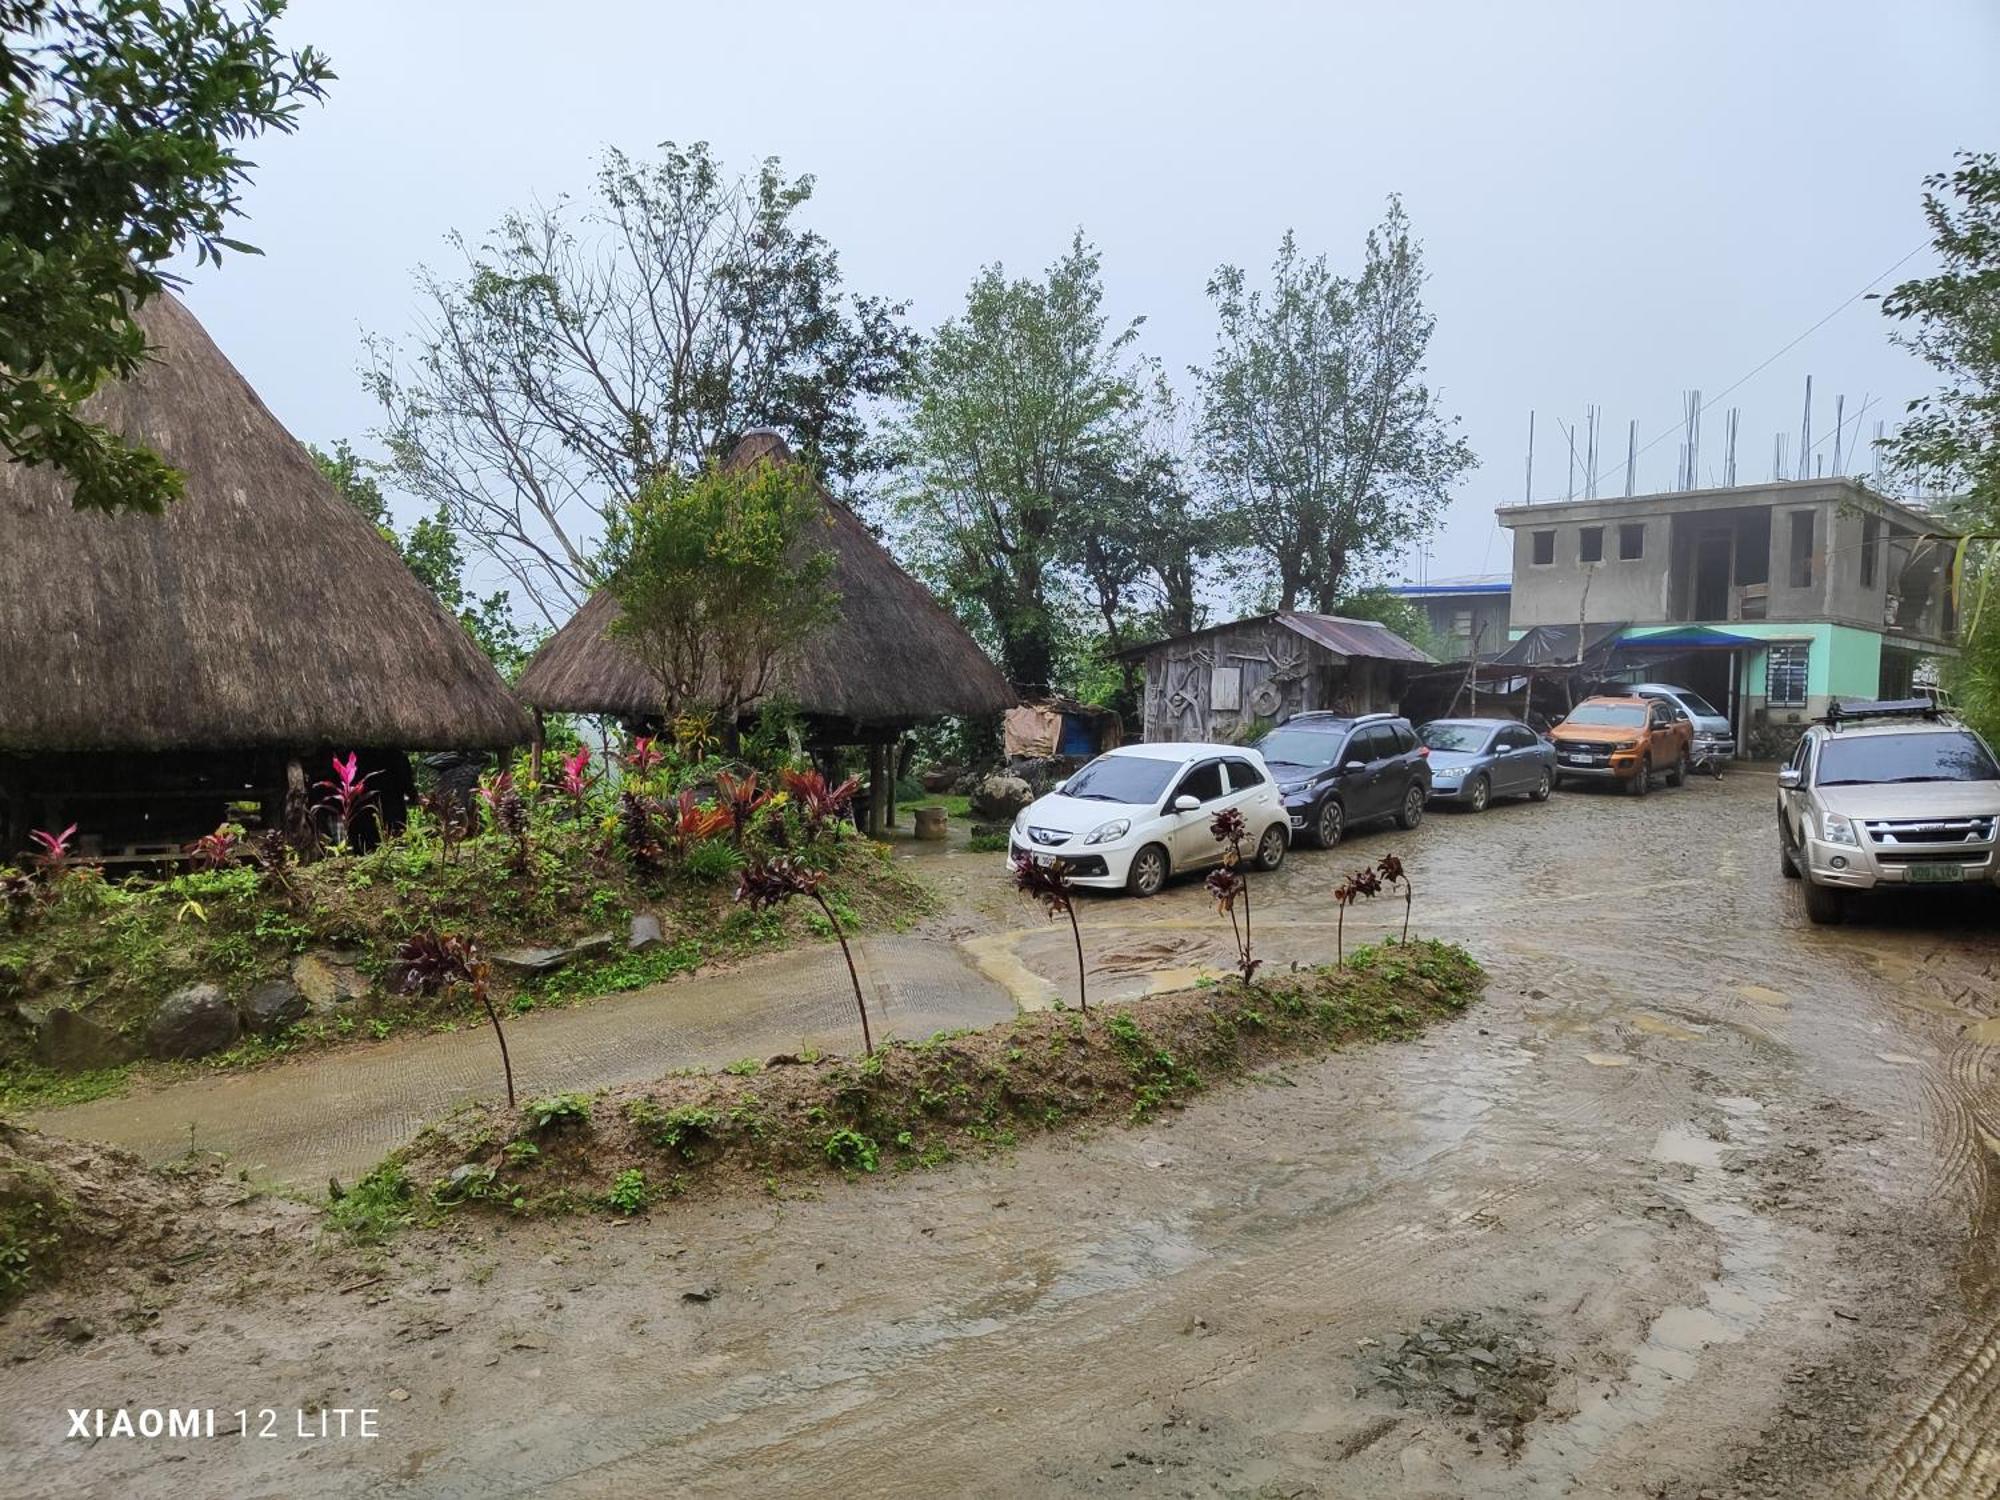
[1250, 712, 1433, 847]
[1777, 698, 2000, 924]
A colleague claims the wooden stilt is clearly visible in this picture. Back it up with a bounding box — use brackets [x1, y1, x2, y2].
[530, 710, 545, 786]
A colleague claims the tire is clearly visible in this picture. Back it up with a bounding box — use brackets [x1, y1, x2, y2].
[1529, 769, 1552, 802]
[1125, 843, 1169, 898]
[1802, 876, 1845, 925]
[1312, 798, 1345, 849]
[1465, 775, 1490, 813]
[1395, 782, 1426, 830]
[1666, 749, 1687, 787]
[1627, 757, 1651, 797]
[1253, 825, 1286, 872]
[1779, 821, 1800, 878]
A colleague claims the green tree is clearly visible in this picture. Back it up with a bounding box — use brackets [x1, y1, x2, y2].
[312, 440, 529, 675]
[365, 142, 913, 624]
[1194, 201, 1475, 612]
[1, 0, 330, 514]
[599, 456, 838, 725]
[891, 233, 1147, 691]
[1330, 587, 1447, 660]
[1880, 152, 2000, 739]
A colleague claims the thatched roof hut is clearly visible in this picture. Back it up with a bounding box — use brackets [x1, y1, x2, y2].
[517, 432, 1015, 734]
[0, 294, 530, 858]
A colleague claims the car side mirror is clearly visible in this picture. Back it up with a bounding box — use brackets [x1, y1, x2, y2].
[1777, 767, 1802, 790]
[1173, 794, 1200, 812]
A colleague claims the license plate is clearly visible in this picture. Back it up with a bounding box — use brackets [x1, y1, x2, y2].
[1034, 853, 1056, 867]
[1564, 754, 1591, 765]
[1909, 863, 1964, 884]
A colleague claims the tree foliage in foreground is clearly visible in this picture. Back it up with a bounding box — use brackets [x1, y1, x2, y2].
[1194, 199, 1475, 612]
[365, 142, 915, 624]
[0, 0, 330, 514]
[1880, 152, 2000, 742]
[600, 456, 838, 726]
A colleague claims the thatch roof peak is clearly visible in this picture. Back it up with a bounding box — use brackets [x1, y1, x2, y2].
[516, 434, 1015, 731]
[0, 294, 531, 753]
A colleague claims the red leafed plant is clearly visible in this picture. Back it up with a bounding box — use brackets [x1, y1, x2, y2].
[620, 735, 665, 780]
[27, 824, 77, 881]
[315, 752, 380, 848]
[780, 768, 861, 841]
[1375, 853, 1412, 942]
[735, 857, 874, 1055]
[1332, 865, 1385, 967]
[397, 930, 514, 1107]
[185, 822, 242, 871]
[416, 788, 473, 864]
[620, 789, 664, 872]
[666, 789, 732, 857]
[1012, 854, 1089, 1014]
[478, 769, 531, 869]
[557, 745, 597, 818]
[1206, 807, 1259, 985]
[713, 769, 773, 845]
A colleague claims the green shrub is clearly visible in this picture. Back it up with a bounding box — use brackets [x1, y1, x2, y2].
[823, 1127, 879, 1173]
[680, 838, 743, 883]
[625, 1100, 717, 1159]
[523, 1094, 592, 1133]
[328, 1163, 415, 1242]
[605, 1169, 652, 1215]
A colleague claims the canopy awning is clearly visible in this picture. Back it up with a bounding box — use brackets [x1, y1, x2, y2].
[1614, 626, 1764, 652]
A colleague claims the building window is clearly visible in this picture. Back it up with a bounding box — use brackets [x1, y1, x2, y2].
[1767, 643, 1809, 708]
[1531, 530, 1555, 565]
[1860, 515, 1880, 589]
[1579, 526, 1603, 563]
[1788, 510, 1815, 589]
[1618, 522, 1644, 560]
[1451, 609, 1474, 638]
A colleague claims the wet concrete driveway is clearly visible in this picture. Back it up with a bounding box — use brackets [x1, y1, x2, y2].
[15, 769, 2000, 1497]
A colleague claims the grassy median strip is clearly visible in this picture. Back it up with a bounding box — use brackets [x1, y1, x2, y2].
[338, 939, 1483, 1236]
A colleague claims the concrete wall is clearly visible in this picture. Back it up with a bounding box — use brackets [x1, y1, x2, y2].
[1413, 593, 1511, 660]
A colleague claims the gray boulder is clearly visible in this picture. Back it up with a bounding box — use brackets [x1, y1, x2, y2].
[148, 984, 239, 1060]
[489, 946, 568, 978]
[970, 774, 1034, 821]
[33, 1008, 137, 1071]
[292, 953, 369, 1014]
[240, 978, 308, 1038]
[627, 914, 664, 953]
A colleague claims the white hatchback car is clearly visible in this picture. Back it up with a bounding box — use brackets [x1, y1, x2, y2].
[1008, 742, 1291, 897]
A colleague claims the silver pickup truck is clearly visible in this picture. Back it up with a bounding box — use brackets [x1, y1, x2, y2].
[1777, 699, 2000, 924]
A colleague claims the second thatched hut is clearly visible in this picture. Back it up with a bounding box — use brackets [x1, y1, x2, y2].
[516, 432, 1015, 832]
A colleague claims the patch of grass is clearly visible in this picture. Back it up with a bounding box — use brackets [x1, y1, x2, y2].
[967, 831, 1009, 854]
[0, 1061, 137, 1115]
[524, 938, 705, 1007]
[326, 1163, 417, 1243]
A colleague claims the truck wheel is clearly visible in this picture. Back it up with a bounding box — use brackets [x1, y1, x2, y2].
[1802, 877, 1845, 925]
[1778, 821, 1800, 878]
[1666, 749, 1687, 787]
[1126, 844, 1169, 898]
[1627, 757, 1651, 796]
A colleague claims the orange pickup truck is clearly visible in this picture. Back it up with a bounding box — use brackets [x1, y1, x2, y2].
[1550, 694, 1693, 796]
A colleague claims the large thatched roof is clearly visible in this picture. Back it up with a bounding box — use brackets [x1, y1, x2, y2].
[517, 432, 1015, 731]
[0, 295, 531, 753]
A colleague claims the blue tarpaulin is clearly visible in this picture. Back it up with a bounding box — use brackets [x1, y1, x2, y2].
[1614, 626, 1763, 652]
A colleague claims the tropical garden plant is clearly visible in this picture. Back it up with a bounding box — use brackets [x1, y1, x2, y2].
[1011, 854, 1089, 1014]
[397, 930, 514, 1107]
[735, 856, 874, 1055]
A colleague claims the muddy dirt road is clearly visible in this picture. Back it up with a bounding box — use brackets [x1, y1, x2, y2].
[9, 771, 2000, 1498]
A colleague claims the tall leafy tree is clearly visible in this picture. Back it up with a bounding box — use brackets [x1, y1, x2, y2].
[1, 0, 330, 514]
[1194, 200, 1474, 612]
[599, 457, 838, 726]
[1879, 152, 2000, 738]
[892, 233, 1146, 691]
[365, 142, 914, 624]
[312, 440, 529, 675]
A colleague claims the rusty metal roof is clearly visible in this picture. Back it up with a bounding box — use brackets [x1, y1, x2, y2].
[1273, 612, 1436, 664]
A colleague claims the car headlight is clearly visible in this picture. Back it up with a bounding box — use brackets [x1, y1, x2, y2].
[1432, 768, 1462, 781]
[1082, 818, 1129, 845]
[1821, 813, 1859, 846]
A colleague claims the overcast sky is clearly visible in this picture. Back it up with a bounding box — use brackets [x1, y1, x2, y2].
[181, 0, 1999, 592]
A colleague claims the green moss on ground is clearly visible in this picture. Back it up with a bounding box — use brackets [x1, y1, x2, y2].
[367, 940, 1483, 1234]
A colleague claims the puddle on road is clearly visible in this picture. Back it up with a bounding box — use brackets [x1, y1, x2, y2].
[1584, 1053, 1633, 1068]
[1736, 984, 1791, 1008]
[1628, 1013, 1704, 1042]
[1966, 1018, 2000, 1046]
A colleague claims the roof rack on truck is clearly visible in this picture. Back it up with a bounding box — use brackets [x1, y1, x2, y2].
[1820, 698, 1948, 730]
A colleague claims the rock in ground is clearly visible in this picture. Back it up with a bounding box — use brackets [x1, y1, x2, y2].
[627, 915, 664, 953]
[292, 953, 370, 1014]
[240, 978, 308, 1038]
[147, 984, 239, 1060]
[33, 1009, 137, 1071]
[971, 774, 1034, 821]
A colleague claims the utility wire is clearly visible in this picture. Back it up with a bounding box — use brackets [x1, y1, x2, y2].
[1554, 242, 1928, 502]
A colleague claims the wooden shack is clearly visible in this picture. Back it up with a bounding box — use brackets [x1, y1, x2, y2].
[1121, 612, 1434, 744]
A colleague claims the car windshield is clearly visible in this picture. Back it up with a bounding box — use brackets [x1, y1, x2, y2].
[1060, 754, 1180, 804]
[1565, 703, 1647, 728]
[1668, 690, 1720, 717]
[1252, 725, 1346, 770]
[1815, 731, 2000, 786]
[1420, 724, 1489, 753]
